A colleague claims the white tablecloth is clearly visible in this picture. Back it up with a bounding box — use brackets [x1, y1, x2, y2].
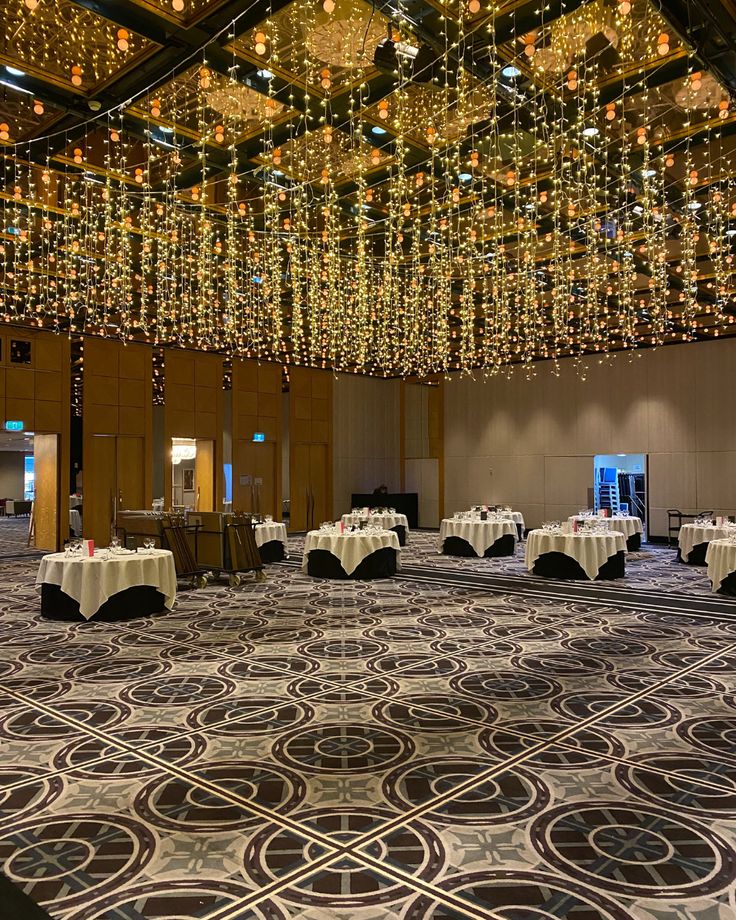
[706, 539, 736, 592]
[69, 509, 82, 536]
[440, 519, 517, 556]
[525, 530, 627, 580]
[568, 515, 643, 541]
[470, 510, 525, 531]
[36, 549, 177, 620]
[255, 522, 288, 548]
[678, 523, 730, 560]
[341, 513, 409, 533]
[302, 530, 401, 575]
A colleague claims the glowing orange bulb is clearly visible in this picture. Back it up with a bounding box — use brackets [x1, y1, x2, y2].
[33, 99, 44, 115]
[254, 31, 267, 55]
[150, 99, 161, 117]
[71, 65, 83, 86]
[24, 0, 39, 8]
[468, 0, 481, 12]
[618, 0, 630, 13]
[214, 124, 225, 142]
[567, 69, 577, 90]
[272, 147, 281, 165]
[117, 28, 129, 51]
[0, 123, 9, 141]
[172, 0, 185, 10]
[323, 0, 335, 11]
[73, 147, 83, 163]
[370, 148, 380, 164]
[657, 33, 670, 55]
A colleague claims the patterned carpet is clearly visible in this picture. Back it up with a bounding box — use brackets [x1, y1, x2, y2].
[1, 531, 736, 919]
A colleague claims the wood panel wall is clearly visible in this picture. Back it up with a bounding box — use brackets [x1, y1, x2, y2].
[83, 339, 153, 543]
[231, 359, 282, 514]
[0, 327, 70, 550]
[289, 367, 333, 530]
[163, 349, 224, 510]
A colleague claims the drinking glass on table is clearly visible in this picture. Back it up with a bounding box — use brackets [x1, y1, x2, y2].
[143, 538, 155, 553]
[109, 536, 121, 554]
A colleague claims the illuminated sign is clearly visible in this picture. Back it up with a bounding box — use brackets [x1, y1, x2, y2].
[252, 432, 265, 442]
[4, 421, 23, 431]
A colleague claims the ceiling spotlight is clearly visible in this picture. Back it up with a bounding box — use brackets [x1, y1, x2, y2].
[257, 69, 274, 79]
[371, 125, 387, 135]
[6, 67, 25, 77]
[458, 172, 472, 182]
[582, 126, 599, 137]
[502, 65, 521, 78]
[641, 168, 656, 177]
[687, 201, 702, 210]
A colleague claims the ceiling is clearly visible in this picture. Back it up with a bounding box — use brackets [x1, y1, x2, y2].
[1, 0, 736, 374]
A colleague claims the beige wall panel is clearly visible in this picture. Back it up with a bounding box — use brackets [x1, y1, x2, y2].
[195, 413, 218, 440]
[257, 417, 278, 442]
[544, 456, 592, 507]
[34, 371, 61, 402]
[238, 391, 259, 416]
[0, 370, 6, 397]
[236, 414, 258, 438]
[167, 385, 195, 413]
[696, 452, 736, 511]
[237, 361, 259, 390]
[167, 409, 194, 439]
[258, 364, 280, 393]
[194, 386, 217, 414]
[292, 418, 311, 443]
[118, 347, 146, 380]
[5, 398, 34, 429]
[167, 355, 195, 386]
[607, 360, 649, 454]
[34, 335, 64, 371]
[291, 373, 311, 398]
[646, 346, 697, 453]
[311, 419, 330, 444]
[694, 341, 736, 451]
[311, 398, 329, 422]
[119, 380, 145, 408]
[6, 368, 34, 399]
[258, 392, 278, 418]
[118, 406, 146, 437]
[33, 433, 58, 552]
[311, 372, 331, 400]
[194, 359, 219, 389]
[84, 339, 119, 377]
[86, 375, 118, 406]
[35, 400, 62, 432]
[647, 452, 697, 511]
[294, 397, 311, 420]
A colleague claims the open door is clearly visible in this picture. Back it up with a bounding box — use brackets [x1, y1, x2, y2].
[195, 439, 215, 511]
[33, 433, 59, 552]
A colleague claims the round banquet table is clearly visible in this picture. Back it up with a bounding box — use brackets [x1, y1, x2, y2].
[705, 538, 736, 596]
[525, 530, 627, 580]
[341, 512, 409, 546]
[678, 523, 731, 566]
[69, 509, 82, 537]
[471, 510, 525, 539]
[255, 521, 288, 563]
[36, 549, 177, 621]
[303, 529, 400, 580]
[440, 518, 517, 558]
[568, 515, 643, 551]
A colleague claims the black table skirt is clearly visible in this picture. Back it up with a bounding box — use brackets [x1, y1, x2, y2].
[392, 525, 407, 547]
[532, 550, 625, 581]
[307, 547, 397, 580]
[716, 572, 736, 597]
[678, 542, 708, 566]
[41, 583, 167, 622]
[258, 540, 286, 564]
[627, 533, 641, 552]
[442, 534, 516, 558]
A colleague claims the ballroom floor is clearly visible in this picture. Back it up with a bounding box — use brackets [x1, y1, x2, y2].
[1, 536, 736, 919]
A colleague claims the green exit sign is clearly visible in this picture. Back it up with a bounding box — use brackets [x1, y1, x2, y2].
[4, 421, 23, 432]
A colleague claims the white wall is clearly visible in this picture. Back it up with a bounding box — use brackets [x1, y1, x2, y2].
[0, 452, 27, 500]
[444, 338, 736, 537]
[333, 373, 401, 517]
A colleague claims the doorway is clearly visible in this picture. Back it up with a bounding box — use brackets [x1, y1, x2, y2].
[170, 438, 216, 511]
[593, 454, 647, 530]
[0, 430, 61, 554]
[233, 439, 278, 516]
[86, 434, 146, 543]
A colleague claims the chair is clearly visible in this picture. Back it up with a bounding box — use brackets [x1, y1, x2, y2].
[161, 515, 210, 588]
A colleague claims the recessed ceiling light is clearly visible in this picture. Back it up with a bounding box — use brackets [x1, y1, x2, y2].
[727, 228, 736, 236]
[582, 126, 599, 137]
[257, 69, 274, 79]
[371, 125, 387, 135]
[458, 172, 472, 182]
[160, 126, 175, 134]
[502, 65, 521, 78]
[687, 201, 702, 210]
[6, 66, 25, 77]
[641, 168, 656, 177]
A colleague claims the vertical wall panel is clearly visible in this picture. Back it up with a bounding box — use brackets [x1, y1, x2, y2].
[0, 326, 70, 551]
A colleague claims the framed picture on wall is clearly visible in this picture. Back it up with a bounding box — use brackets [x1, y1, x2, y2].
[183, 468, 194, 491]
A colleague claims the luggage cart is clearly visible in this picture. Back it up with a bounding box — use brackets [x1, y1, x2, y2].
[185, 511, 265, 586]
